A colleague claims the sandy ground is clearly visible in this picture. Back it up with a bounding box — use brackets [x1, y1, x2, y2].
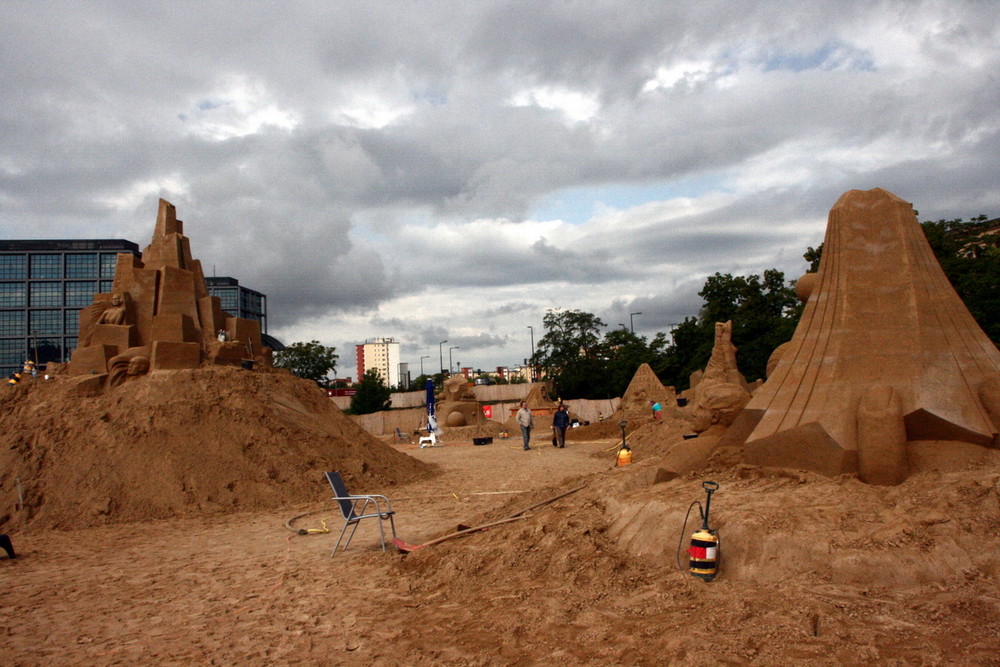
[3, 433, 1000, 665]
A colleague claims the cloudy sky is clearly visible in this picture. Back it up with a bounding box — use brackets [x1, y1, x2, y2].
[3, 1, 999, 376]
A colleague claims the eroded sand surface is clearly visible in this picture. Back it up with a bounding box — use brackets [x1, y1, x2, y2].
[4, 433, 999, 665]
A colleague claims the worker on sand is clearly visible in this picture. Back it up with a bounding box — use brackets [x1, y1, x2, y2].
[516, 401, 533, 450]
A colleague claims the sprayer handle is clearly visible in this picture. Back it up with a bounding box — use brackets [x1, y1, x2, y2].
[703, 481, 719, 493]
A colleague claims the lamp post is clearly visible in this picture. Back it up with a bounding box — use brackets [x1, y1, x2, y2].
[420, 355, 430, 377]
[618, 323, 627, 330]
[629, 311, 643, 333]
[449, 346, 459, 373]
[438, 340, 447, 374]
[527, 325, 535, 381]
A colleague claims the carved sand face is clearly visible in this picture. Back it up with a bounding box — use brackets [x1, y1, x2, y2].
[127, 356, 149, 376]
[110, 294, 122, 306]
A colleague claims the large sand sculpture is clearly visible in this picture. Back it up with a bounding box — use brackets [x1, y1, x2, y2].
[69, 199, 266, 386]
[738, 188, 1000, 481]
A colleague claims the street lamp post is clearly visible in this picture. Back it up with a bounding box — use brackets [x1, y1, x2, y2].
[438, 340, 447, 374]
[629, 311, 643, 333]
[420, 355, 430, 376]
[527, 325, 535, 381]
[449, 346, 459, 373]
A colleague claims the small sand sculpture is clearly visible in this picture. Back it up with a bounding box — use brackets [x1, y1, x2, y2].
[615, 362, 677, 421]
[738, 188, 1000, 481]
[435, 375, 484, 427]
[69, 199, 268, 385]
[689, 321, 751, 432]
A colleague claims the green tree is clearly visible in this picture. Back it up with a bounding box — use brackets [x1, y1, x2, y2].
[599, 328, 658, 398]
[349, 368, 392, 415]
[534, 309, 609, 399]
[274, 340, 338, 387]
[921, 216, 1000, 344]
[656, 269, 799, 389]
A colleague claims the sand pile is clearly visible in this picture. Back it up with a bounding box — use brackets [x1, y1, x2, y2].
[0, 367, 432, 530]
[390, 443, 1000, 663]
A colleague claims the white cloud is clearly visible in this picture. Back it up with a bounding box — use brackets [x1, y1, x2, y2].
[181, 76, 299, 141]
[508, 85, 600, 124]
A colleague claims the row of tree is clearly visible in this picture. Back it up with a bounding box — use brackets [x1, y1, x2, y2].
[531, 267, 801, 399]
[275, 215, 998, 405]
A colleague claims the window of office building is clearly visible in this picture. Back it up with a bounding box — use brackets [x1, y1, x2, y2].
[65, 253, 98, 278]
[65, 336, 77, 351]
[65, 281, 97, 307]
[29, 282, 61, 307]
[0, 255, 26, 280]
[100, 280, 114, 293]
[64, 309, 80, 336]
[0, 338, 22, 367]
[0, 310, 25, 336]
[0, 282, 26, 308]
[216, 289, 238, 312]
[29, 254, 61, 279]
[100, 253, 118, 279]
[241, 290, 262, 313]
[29, 310, 61, 335]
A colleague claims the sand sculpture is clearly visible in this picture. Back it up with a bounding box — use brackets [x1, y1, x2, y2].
[435, 375, 485, 427]
[69, 199, 267, 385]
[615, 362, 677, 421]
[737, 188, 1000, 482]
[688, 321, 751, 432]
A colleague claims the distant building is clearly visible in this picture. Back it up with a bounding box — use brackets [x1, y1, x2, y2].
[0, 239, 140, 378]
[355, 337, 404, 388]
[204, 276, 282, 350]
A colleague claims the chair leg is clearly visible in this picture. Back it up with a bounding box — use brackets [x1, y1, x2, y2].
[332, 520, 353, 556]
[376, 518, 386, 552]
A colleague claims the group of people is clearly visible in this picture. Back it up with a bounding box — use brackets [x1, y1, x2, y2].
[515, 401, 571, 450]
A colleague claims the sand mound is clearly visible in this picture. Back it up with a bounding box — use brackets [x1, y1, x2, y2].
[0, 367, 432, 530]
[389, 445, 1000, 663]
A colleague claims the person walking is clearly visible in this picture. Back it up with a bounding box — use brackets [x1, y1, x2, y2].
[552, 404, 570, 448]
[516, 401, 534, 450]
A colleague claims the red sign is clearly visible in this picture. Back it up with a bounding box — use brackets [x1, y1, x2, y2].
[482, 405, 493, 419]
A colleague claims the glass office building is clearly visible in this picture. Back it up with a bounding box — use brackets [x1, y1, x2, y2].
[0, 239, 140, 378]
[204, 276, 267, 332]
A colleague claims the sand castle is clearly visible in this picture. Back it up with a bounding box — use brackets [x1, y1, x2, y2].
[737, 188, 1000, 482]
[69, 199, 268, 387]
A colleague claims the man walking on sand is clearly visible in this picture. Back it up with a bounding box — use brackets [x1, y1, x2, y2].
[552, 403, 570, 448]
[516, 401, 533, 450]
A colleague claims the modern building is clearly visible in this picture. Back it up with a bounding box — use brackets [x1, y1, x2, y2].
[0, 240, 278, 378]
[204, 276, 267, 332]
[355, 337, 404, 388]
[0, 239, 140, 378]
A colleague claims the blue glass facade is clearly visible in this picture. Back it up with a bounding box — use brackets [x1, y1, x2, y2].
[0, 240, 140, 377]
[205, 276, 268, 334]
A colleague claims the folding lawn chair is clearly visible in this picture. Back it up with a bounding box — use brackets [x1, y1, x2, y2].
[325, 471, 396, 555]
[394, 427, 413, 443]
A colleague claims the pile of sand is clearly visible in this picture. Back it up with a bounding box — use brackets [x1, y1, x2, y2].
[0, 367, 432, 530]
